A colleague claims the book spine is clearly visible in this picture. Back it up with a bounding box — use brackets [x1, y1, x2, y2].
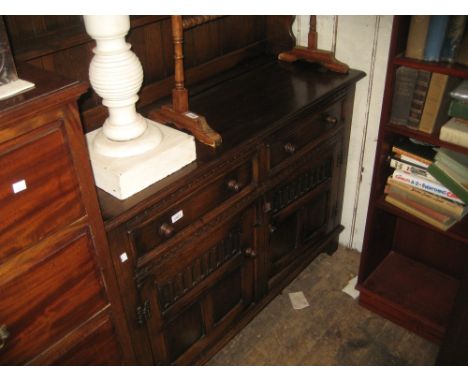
[405, 16, 431, 60]
[392, 147, 433, 166]
[448, 100, 468, 119]
[424, 16, 450, 62]
[407, 70, 432, 129]
[387, 177, 465, 219]
[440, 16, 467, 63]
[389, 67, 419, 126]
[419, 73, 449, 133]
[385, 186, 452, 223]
[439, 123, 468, 149]
[385, 194, 454, 231]
[392, 169, 464, 204]
[428, 163, 468, 204]
[389, 157, 437, 181]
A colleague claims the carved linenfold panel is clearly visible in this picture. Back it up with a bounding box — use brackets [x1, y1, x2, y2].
[272, 157, 333, 213]
[158, 228, 242, 311]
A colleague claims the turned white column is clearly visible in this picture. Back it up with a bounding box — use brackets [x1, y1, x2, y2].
[83, 15, 196, 199]
[84, 15, 162, 157]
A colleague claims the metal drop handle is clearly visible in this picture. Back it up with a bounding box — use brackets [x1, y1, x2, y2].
[0, 324, 9, 350]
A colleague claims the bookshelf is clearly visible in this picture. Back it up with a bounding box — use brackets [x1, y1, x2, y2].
[358, 16, 468, 344]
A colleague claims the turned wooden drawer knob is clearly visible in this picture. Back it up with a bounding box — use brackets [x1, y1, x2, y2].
[159, 223, 175, 238]
[325, 115, 338, 126]
[0, 324, 9, 350]
[244, 248, 256, 258]
[283, 142, 296, 154]
[226, 179, 241, 193]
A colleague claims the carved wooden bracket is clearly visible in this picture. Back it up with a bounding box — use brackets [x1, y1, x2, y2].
[278, 16, 349, 74]
[149, 16, 223, 148]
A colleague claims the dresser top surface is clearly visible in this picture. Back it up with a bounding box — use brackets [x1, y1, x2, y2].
[98, 56, 365, 227]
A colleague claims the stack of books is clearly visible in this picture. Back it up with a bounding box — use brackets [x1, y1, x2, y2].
[405, 15, 467, 64]
[385, 138, 468, 231]
[439, 80, 468, 148]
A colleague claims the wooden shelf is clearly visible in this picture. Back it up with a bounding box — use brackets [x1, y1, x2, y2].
[385, 123, 468, 156]
[359, 251, 460, 343]
[394, 56, 468, 79]
[376, 196, 468, 245]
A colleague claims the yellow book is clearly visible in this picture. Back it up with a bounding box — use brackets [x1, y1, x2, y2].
[385, 194, 457, 231]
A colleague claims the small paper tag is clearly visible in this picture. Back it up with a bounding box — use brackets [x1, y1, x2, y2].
[342, 275, 360, 299]
[185, 112, 198, 119]
[171, 210, 184, 223]
[120, 252, 128, 263]
[12, 179, 27, 194]
[288, 291, 310, 310]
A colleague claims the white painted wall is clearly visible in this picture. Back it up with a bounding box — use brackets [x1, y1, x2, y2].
[293, 16, 393, 252]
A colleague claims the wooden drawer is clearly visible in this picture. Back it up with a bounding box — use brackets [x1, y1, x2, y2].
[0, 227, 108, 365]
[267, 99, 343, 171]
[128, 159, 253, 257]
[30, 312, 123, 365]
[0, 121, 85, 260]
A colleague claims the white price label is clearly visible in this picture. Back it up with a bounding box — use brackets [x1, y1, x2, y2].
[171, 210, 184, 223]
[12, 179, 27, 194]
[185, 112, 198, 119]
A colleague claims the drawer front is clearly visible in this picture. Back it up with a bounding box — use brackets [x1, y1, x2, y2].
[139, 209, 255, 365]
[0, 227, 108, 365]
[30, 313, 123, 365]
[0, 121, 85, 261]
[129, 159, 253, 257]
[268, 99, 342, 171]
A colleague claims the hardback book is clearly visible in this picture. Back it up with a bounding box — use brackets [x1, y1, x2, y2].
[389, 66, 419, 126]
[391, 138, 436, 166]
[440, 15, 467, 63]
[389, 155, 437, 181]
[435, 159, 468, 189]
[385, 194, 457, 231]
[405, 16, 431, 60]
[450, 80, 468, 102]
[428, 162, 468, 205]
[387, 177, 468, 219]
[448, 99, 468, 120]
[424, 16, 450, 62]
[439, 118, 468, 148]
[436, 147, 468, 179]
[392, 169, 464, 204]
[407, 70, 432, 129]
[419, 74, 461, 134]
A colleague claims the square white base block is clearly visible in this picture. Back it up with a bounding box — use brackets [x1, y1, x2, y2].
[86, 120, 196, 200]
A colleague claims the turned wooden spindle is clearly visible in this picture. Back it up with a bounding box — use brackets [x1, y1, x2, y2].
[171, 16, 189, 114]
[149, 15, 223, 148]
[279, 16, 349, 74]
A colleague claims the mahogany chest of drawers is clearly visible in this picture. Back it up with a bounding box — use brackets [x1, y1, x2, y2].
[0, 66, 132, 365]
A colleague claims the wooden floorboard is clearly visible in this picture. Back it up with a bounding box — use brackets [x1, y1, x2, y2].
[207, 246, 438, 366]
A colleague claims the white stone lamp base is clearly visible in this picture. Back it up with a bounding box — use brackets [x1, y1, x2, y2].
[86, 119, 196, 200]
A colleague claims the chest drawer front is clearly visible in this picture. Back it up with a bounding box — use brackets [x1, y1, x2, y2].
[268, 99, 342, 171]
[0, 122, 85, 261]
[0, 228, 108, 365]
[129, 159, 253, 257]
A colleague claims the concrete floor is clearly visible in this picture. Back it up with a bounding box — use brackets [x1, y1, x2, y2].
[207, 247, 439, 366]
